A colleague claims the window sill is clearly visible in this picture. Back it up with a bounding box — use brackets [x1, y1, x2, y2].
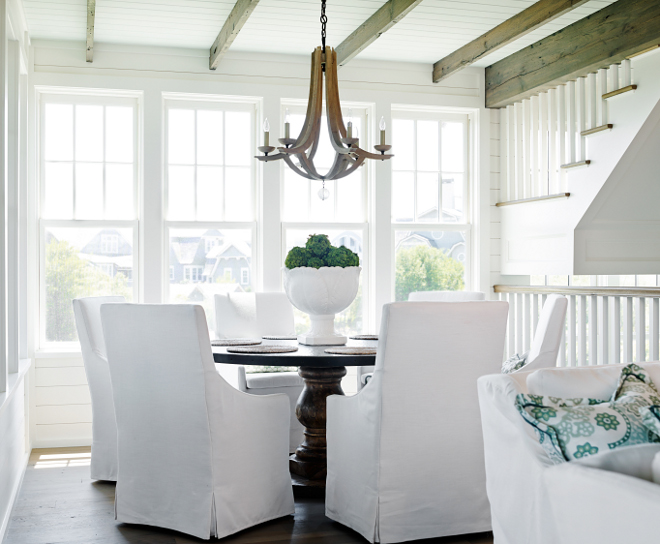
[0, 359, 32, 419]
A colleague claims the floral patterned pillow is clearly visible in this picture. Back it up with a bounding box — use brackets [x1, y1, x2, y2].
[502, 352, 529, 374]
[515, 363, 660, 464]
[641, 405, 660, 437]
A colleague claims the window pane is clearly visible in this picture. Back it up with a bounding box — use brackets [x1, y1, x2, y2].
[168, 165, 195, 220]
[442, 173, 464, 222]
[282, 169, 309, 222]
[44, 104, 73, 161]
[44, 162, 73, 219]
[106, 106, 133, 163]
[169, 228, 253, 333]
[336, 176, 363, 222]
[75, 105, 103, 162]
[392, 171, 414, 222]
[197, 110, 223, 166]
[285, 228, 364, 336]
[442, 122, 464, 172]
[394, 230, 466, 301]
[416, 120, 439, 172]
[197, 166, 223, 221]
[106, 164, 134, 219]
[225, 111, 251, 166]
[393, 119, 414, 170]
[75, 163, 103, 219]
[44, 227, 133, 343]
[416, 173, 438, 222]
[224, 166, 252, 221]
[168, 109, 195, 165]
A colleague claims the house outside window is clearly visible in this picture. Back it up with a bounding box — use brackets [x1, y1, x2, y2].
[223, 268, 232, 282]
[184, 266, 203, 283]
[241, 268, 249, 285]
[101, 234, 119, 254]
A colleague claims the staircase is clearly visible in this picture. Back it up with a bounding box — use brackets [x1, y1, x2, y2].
[496, 47, 660, 275]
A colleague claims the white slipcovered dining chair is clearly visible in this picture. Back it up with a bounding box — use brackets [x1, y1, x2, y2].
[327, 301, 509, 543]
[215, 292, 304, 453]
[357, 291, 487, 390]
[72, 295, 125, 481]
[101, 303, 294, 540]
[522, 294, 568, 372]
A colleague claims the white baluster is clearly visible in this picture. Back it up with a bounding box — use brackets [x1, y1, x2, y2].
[523, 99, 531, 198]
[625, 297, 633, 363]
[600, 296, 609, 365]
[524, 293, 531, 352]
[557, 85, 566, 189]
[636, 297, 646, 362]
[516, 293, 524, 355]
[507, 105, 515, 201]
[576, 77, 586, 162]
[652, 298, 660, 361]
[540, 92, 549, 196]
[500, 107, 509, 202]
[613, 296, 621, 364]
[559, 316, 567, 367]
[598, 68, 608, 125]
[588, 72, 598, 130]
[622, 59, 632, 87]
[532, 293, 539, 338]
[530, 95, 539, 197]
[508, 293, 516, 357]
[578, 295, 587, 366]
[588, 295, 597, 365]
[548, 88, 558, 194]
[569, 294, 577, 367]
[515, 102, 523, 200]
[609, 63, 620, 92]
[567, 81, 576, 165]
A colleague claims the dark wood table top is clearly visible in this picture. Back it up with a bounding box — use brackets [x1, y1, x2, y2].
[212, 338, 377, 368]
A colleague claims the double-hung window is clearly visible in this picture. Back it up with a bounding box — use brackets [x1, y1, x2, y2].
[39, 91, 139, 347]
[391, 110, 470, 301]
[164, 96, 257, 332]
[281, 103, 369, 335]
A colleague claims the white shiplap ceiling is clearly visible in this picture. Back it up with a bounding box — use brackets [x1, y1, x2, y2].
[23, 0, 616, 67]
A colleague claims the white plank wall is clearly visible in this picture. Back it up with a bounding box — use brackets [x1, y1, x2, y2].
[498, 61, 634, 204]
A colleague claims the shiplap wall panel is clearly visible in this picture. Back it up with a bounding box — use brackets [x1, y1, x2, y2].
[22, 0, 616, 64]
[35, 422, 93, 447]
[35, 383, 91, 406]
[36, 367, 88, 386]
[35, 404, 92, 425]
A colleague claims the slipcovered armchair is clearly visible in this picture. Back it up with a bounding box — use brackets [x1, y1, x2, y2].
[214, 292, 304, 453]
[72, 295, 125, 481]
[357, 291, 487, 390]
[327, 301, 509, 543]
[101, 303, 294, 540]
[477, 362, 660, 544]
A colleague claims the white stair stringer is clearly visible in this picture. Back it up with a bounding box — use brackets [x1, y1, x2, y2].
[501, 49, 660, 275]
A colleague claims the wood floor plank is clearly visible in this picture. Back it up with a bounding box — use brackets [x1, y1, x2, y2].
[5, 447, 494, 544]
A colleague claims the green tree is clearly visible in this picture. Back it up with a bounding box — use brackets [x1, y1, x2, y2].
[46, 239, 131, 342]
[395, 244, 464, 301]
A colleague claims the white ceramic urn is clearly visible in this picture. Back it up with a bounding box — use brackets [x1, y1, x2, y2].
[283, 266, 361, 345]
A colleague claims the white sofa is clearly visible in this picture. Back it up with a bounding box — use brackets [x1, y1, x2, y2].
[478, 362, 660, 544]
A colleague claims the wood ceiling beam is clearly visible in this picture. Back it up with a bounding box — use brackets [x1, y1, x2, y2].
[432, 0, 590, 84]
[486, 0, 660, 108]
[336, 0, 424, 66]
[86, 0, 95, 63]
[209, 0, 260, 70]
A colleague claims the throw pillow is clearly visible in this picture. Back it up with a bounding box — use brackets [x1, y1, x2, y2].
[502, 351, 529, 374]
[516, 363, 660, 463]
[641, 405, 660, 437]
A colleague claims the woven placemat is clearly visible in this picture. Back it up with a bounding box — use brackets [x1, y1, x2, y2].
[262, 335, 298, 341]
[325, 347, 377, 355]
[227, 345, 299, 354]
[349, 334, 378, 341]
[212, 339, 262, 347]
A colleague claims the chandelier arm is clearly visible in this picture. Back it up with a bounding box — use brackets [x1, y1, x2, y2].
[254, 152, 286, 162]
[281, 155, 318, 180]
[297, 152, 324, 180]
[353, 148, 394, 161]
[279, 47, 323, 155]
[331, 155, 367, 180]
[324, 47, 354, 156]
[305, 115, 323, 161]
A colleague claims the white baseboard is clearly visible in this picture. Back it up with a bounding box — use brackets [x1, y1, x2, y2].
[32, 438, 91, 449]
[0, 450, 30, 544]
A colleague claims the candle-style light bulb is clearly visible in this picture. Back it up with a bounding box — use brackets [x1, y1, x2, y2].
[379, 116, 386, 145]
[347, 108, 353, 139]
[263, 118, 270, 146]
[284, 108, 290, 140]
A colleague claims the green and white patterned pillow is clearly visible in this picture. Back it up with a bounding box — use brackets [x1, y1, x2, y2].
[641, 405, 660, 437]
[502, 351, 529, 374]
[516, 363, 660, 464]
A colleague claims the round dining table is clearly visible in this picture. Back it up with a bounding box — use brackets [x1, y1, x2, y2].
[212, 338, 377, 487]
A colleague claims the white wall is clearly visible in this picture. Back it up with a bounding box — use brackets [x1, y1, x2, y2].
[28, 41, 490, 447]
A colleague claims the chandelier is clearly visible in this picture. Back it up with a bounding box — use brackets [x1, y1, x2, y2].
[255, 0, 393, 199]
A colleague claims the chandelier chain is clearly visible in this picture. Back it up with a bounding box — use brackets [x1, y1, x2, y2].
[320, 0, 327, 51]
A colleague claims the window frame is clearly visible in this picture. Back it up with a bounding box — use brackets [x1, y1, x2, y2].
[37, 89, 142, 350]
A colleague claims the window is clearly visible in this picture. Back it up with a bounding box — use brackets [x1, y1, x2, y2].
[392, 111, 470, 301]
[281, 103, 369, 336]
[39, 92, 139, 346]
[241, 268, 249, 285]
[165, 96, 257, 332]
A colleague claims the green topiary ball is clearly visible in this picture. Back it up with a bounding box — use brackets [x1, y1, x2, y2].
[307, 257, 325, 269]
[284, 246, 311, 269]
[306, 234, 332, 257]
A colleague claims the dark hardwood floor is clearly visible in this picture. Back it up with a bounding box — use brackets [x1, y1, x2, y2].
[4, 447, 493, 544]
